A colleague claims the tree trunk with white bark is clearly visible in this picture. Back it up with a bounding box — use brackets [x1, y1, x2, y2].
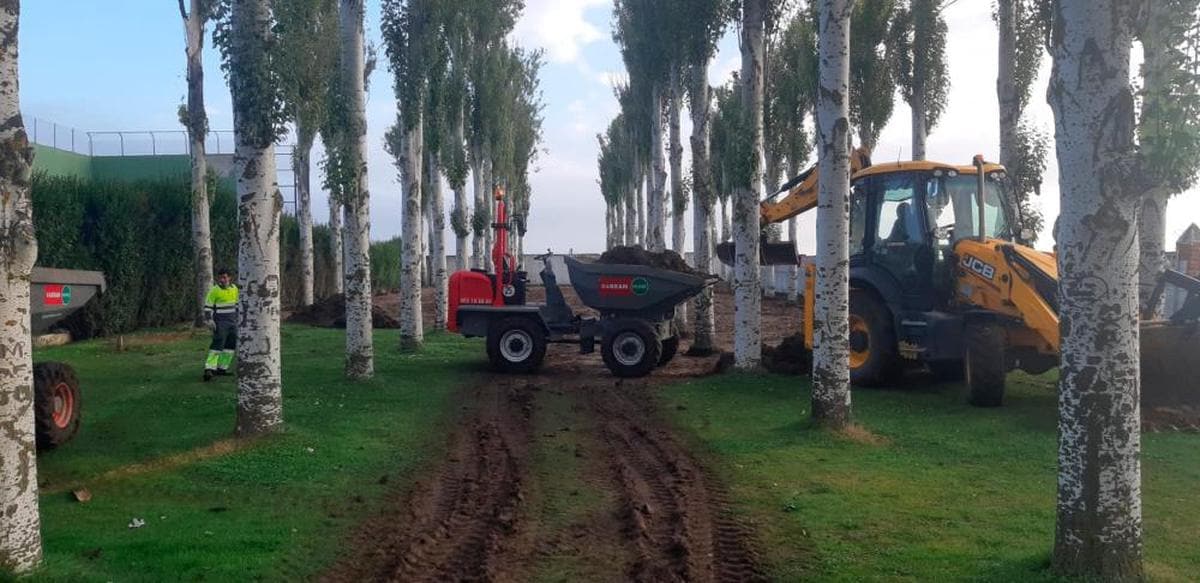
[996, 0, 1019, 198]
[1138, 190, 1168, 316]
[734, 0, 765, 369]
[624, 189, 636, 246]
[400, 115, 425, 351]
[0, 3, 41, 569]
[668, 70, 687, 333]
[636, 160, 646, 246]
[453, 117, 468, 272]
[911, 74, 927, 160]
[182, 0, 213, 326]
[1047, 1, 1143, 578]
[340, 0, 373, 379]
[329, 192, 344, 295]
[295, 126, 316, 306]
[787, 161, 800, 303]
[689, 64, 716, 355]
[812, 0, 853, 428]
[648, 87, 667, 252]
[427, 150, 448, 330]
[470, 151, 485, 269]
[230, 0, 284, 437]
[483, 158, 494, 272]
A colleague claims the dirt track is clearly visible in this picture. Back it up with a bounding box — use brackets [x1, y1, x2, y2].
[325, 286, 795, 581]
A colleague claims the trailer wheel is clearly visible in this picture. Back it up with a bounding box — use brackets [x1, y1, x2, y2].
[658, 337, 679, 366]
[34, 362, 82, 450]
[965, 320, 1007, 407]
[487, 317, 547, 374]
[602, 319, 661, 378]
[848, 290, 901, 387]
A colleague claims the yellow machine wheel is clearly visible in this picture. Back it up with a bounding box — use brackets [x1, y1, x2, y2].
[848, 290, 901, 387]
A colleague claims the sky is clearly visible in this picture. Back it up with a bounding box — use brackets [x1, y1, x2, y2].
[19, 0, 1200, 255]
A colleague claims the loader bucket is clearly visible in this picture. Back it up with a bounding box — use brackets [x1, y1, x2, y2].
[1140, 321, 1200, 408]
[715, 238, 797, 267]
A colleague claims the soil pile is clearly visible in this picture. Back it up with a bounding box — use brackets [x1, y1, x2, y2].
[1143, 406, 1200, 432]
[762, 333, 812, 375]
[287, 294, 401, 329]
[598, 245, 704, 276]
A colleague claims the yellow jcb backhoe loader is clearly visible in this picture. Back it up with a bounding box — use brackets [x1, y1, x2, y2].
[718, 151, 1200, 407]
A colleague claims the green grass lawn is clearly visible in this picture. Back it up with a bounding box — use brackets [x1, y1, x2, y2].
[660, 371, 1200, 582]
[16, 326, 480, 583]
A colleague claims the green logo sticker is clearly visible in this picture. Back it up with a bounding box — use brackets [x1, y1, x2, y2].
[62, 286, 72, 305]
[631, 277, 650, 296]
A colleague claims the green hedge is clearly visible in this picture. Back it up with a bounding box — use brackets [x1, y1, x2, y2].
[32, 173, 393, 336]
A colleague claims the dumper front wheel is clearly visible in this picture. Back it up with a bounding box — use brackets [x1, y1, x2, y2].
[487, 317, 547, 374]
[602, 319, 661, 378]
[34, 362, 82, 450]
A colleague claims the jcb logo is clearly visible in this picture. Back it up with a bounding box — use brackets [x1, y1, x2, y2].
[961, 255, 996, 281]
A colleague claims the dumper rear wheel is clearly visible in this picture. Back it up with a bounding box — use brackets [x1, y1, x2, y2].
[487, 317, 547, 374]
[34, 362, 81, 450]
[965, 320, 1006, 407]
[602, 319, 661, 378]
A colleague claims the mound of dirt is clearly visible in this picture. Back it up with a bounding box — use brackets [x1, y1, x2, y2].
[598, 245, 705, 276]
[1143, 406, 1200, 432]
[286, 294, 400, 329]
[762, 333, 812, 375]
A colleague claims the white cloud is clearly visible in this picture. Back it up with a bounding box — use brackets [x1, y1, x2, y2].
[514, 0, 610, 64]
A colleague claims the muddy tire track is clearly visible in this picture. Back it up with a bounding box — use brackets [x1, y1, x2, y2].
[322, 380, 535, 583]
[585, 382, 769, 583]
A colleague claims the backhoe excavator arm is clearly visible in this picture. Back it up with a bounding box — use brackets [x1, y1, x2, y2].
[760, 147, 872, 224]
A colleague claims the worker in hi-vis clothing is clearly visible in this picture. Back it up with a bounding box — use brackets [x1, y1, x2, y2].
[202, 268, 239, 381]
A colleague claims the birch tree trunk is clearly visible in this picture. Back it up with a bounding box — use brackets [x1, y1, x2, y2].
[231, 0, 284, 437]
[1047, 1, 1143, 578]
[427, 150, 448, 330]
[787, 160, 800, 303]
[911, 73, 927, 160]
[341, 0, 373, 379]
[689, 65, 716, 355]
[624, 190, 636, 246]
[0, 3, 41, 568]
[295, 126, 316, 306]
[483, 158, 494, 272]
[329, 192, 344, 294]
[670, 71, 685, 255]
[996, 0, 1019, 196]
[470, 152, 485, 268]
[812, 0, 853, 428]
[399, 116, 425, 351]
[668, 71, 687, 333]
[453, 117, 468, 272]
[734, 0, 765, 369]
[1138, 190, 1168, 316]
[648, 87, 667, 252]
[636, 161, 646, 246]
[182, 0, 213, 326]
[720, 197, 731, 279]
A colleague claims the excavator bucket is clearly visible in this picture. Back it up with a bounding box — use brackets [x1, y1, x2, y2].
[715, 237, 797, 267]
[1140, 269, 1200, 409]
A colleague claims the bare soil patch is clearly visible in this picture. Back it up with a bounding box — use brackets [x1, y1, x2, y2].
[324, 285, 798, 581]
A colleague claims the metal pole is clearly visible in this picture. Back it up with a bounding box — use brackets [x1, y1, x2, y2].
[88, 132, 94, 157]
[53, 122, 57, 149]
[215, 132, 221, 154]
[119, 133, 125, 156]
[151, 132, 157, 155]
[72, 129, 75, 153]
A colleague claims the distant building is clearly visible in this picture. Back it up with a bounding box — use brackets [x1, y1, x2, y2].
[1164, 223, 1200, 316]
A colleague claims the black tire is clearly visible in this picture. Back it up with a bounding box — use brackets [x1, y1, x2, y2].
[34, 362, 82, 451]
[965, 320, 1007, 407]
[486, 317, 547, 374]
[602, 319, 662, 378]
[848, 290, 901, 387]
[928, 360, 964, 382]
[658, 336, 679, 366]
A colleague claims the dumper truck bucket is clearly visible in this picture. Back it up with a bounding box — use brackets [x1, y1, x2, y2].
[715, 237, 797, 267]
[31, 268, 107, 335]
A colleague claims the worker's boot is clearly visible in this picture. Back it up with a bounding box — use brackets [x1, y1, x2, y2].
[203, 369, 214, 382]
